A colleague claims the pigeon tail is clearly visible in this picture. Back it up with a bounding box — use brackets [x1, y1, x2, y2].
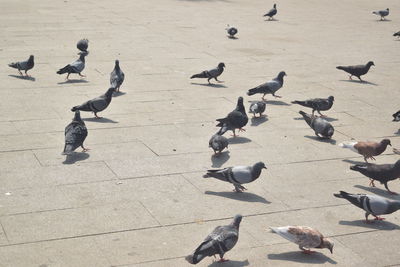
[8, 62, 18, 69]
[247, 87, 263, 96]
[350, 165, 366, 172]
[203, 170, 229, 182]
[62, 144, 75, 155]
[71, 102, 91, 112]
[57, 65, 70, 75]
[336, 66, 346, 71]
[333, 191, 361, 208]
[190, 71, 207, 79]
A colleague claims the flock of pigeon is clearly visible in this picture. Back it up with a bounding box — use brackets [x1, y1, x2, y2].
[6, 3, 400, 265]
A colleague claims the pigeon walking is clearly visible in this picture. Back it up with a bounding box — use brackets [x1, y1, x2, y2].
[57, 52, 88, 80]
[77, 38, 89, 53]
[334, 191, 400, 222]
[270, 226, 333, 254]
[338, 139, 391, 162]
[216, 97, 248, 136]
[186, 214, 242, 264]
[299, 111, 334, 139]
[71, 88, 115, 118]
[209, 134, 229, 155]
[190, 63, 225, 84]
[203, 162, 267, 192]
[336, 61, 374, 81]
[392, 110, 400, 122]
[8, 55, 34, 76]
[247, 71, 286, 100]
[226, 25, 238, 38]
[110, 60, 125, 92]
[292, 96, 334, 116]
[373, 8, 389, 20]
[350, 160, 400, 194]
[62, 111, 88, 155]
[249, 101, 266, 117]
[264, 4, 277, 20]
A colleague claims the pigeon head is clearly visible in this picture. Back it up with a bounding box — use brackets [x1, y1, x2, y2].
[105, 87, 115, 97]
[115, 60, 120, 67]
[28, 55, 34, 61]
[273, 3, 276, 8]
[73, 110, 82, 122]
[218, 62, 225, 69]
[367, 61, 375, 67]
[236, 97, 245, 110]
[328, 96, 334, 102]
[381, 139, 391, 147]
[254, 161, 267, 170]
[320, 238, 334, 254]
[231, 214, 242, 228]
[278, 71, 287, 79]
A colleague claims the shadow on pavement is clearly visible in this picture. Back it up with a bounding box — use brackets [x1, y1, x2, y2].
[228, 136, 251, 144]
[268, 251, 337, 264]
[250, 116, 268, 126]
[58, 79, 88, 84]
[113, 91, 127, 97]
[83, 117, 118, 123]
[62, 152, 90, 165]
[211, 151, 230, 167]
[190, 82, 227, 88]
[339, 79, 377, 86]
[339, 219, 400, 230]
[304, 135, 336, 145]
[265, 100, 289, 106]
[342, 159, 366, 165]
[205, 191, 270, 204]
[8, 74, 36, 81]
[208, 259, 249, 267]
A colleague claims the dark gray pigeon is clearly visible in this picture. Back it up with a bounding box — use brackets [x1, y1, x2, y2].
[249, 101, 266, 117]
[264, 4, 277, 20]
[299, 111, 334, 139]
[216, 97, 248, 136]
[334, 191, 400, 222]
[373, 8, 389, 20]
[186, 214, 242, 264]
[336, 61, 374, 81]
[247, 71, 286, 100]
[226, 25, 238, 38]
[392, 110, 400, 122]
[57, 52, 88, 80]
[203, 162, 267, 192]
[8, 55, 34, 76]
[77, 39, 89, 53]
[110, 60, 125, 92]
[190, 63, 225, 84]
[394, 31, 400, 38]
[71, 88, 115, 118]
[292, 96, 334, 116]
[350, 160, 400, 194]
[62, 111, 88, 155]
[209, 134, 229, 155]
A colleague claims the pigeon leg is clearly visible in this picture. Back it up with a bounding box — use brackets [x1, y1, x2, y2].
[215, 77, 224, 83]
[262, 94, 267, 101]
[238, 128, 246, 132]
[317, 110, 326, 117]
[364, 213, 372, 223]
[384, 183, 398, 195]
[24, 70, 30, 77]
[79, 73, 86, 78]
[272, 93, 282, 98]
[349, 75, 353, 80]
[81, 145, 90, 152]
[66, 73, 70, 80]
[218, 258, 229, 262]
[18, 69, 23, 76]
[374, 216, 385, 221]
[207, 78, 212, 84]
[369, 179, 376, 187]
[94, 112, 102, 119]
[358, 76, 363, 82]
[300, 247, 316, 254]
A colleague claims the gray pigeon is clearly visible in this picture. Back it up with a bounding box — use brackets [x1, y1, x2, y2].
[190, 63, 225, 84]
[373, 8, 389, 20]
[226, 25, 238, 38]
[299, 111, 334, 139]
[264, 4, 277, 20]
[71, 88, 115, 118]
[247, 71, 286, 100]
[393, 31, 400, 38]
[336, 61, 374, 81]
[186, 214, 242, 264]
[292, 96, 334, 116]
[249, 101, 266, 117]
[62, 111, 88, 155]
[8, 55, 34, 76]
[77, 39, 89, 53]
[203, 162, 267, 192]
[209, 134, 229, 155]
[57, 52, 88, 80]
[110, 60, 125, 92]
[216, 97, 248, 136]
[334, 191, 400, 222]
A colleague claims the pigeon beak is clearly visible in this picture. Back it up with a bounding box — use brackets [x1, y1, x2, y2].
[263, 166, 267, 169]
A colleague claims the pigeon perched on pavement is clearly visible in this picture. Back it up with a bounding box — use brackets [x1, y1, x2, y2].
[203, 162, 267, 192]
[185, 214, 242, 264]
[71, 88, 115, 118]
[392, 110, 400, 122]
[8, 55, 34, 76]
[247, 71, 286, 101]
[299, 111, 334, 139]
[62, 111, 88, 155]
[334, 191, 400, 222]
[216, 97, 248, 136]
[249, 101, 266, 117]
[110, 60, 125, 92]
[264, 4, 277, 20]
[373, 8, 389, 20]
[292, 96, 334, 116]
[209, 134, 229, 155]
[57, 52, 88, 80]
[350, 160, 400, 194]
[393, 31, 400, 38]
[270, 226, 333, 254]
[338, 139, 391, 162]
[226, 25, 238, 38]
[336, 61, 374, 81]
[76, 39, 89, 53]
[190, 63, 225, 84]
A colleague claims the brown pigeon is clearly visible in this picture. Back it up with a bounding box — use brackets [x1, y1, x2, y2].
[339, 139, 391, 162]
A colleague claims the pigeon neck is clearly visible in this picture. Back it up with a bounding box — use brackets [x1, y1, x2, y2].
[79, 55, 86, 62]
[251, 165, 263, 180]
[376, 142, 389, 154]
[300, 112, 312, 126]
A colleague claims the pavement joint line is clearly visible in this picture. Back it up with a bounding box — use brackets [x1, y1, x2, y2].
[138, 200, 163, 227]
[0, 221, 10, 244]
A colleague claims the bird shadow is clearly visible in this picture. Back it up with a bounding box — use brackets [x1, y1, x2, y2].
[265, 100, 289, 106]
[375, 19, 392, 22]
[62, 152, 90, 165]
[83, 117, 118, 123]
[228, 36, 238, 40]
[265, 18, 279, 22]
[113, 91, 126, 97]
[208, 259, 249, 267]
[304, 135, 336, 144]
[293, 116, 337, 122]
[354, 185, 400, 200]
[339, 79, 377, 86]
[342, 159, 366, 165]
[58, 79, 88, 84]
[267, 251, 337, 264]
[339, 219, 400, 230]
[205, 191, 271, 204]
[190, 82, 227, 88]
[8, 74, 36, 81]
[211, 151, 230, 167]
[250, 116, 268, 126]
[228, 136, 251, 144]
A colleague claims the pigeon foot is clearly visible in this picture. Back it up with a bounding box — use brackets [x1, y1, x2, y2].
[374, 216, 385, 221]
[302, 250, 316, 255]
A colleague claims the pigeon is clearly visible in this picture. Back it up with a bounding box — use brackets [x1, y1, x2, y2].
[71, 88, 115, 118]
[393, 31, 400, 38]
[62, 111, 88, 155]
[77, 38, 89, 53]
[8, 55, 34, 76]
[299, 111, 334, 139]
[334, 191, 400, 222]
[226, 25, 238, 38]
[190, 63, 225, 84]
[203, 162, 267, 192]
[350, 160, 400, 194]
[209, 134, 229, 155]
[110, 60, 125, 92]
[57, 52, 88, 80]
[270, 226, 333, 254]
[264, 4, 277, 20]
[216, 97, 248, 136]
[292, 96, 334, 116]
[338, 139, 391, 162]
[373, 8, 389, 20]
[185, 214, 242, 264]
[249, 101, 266, 118]
[247, 71, 286, 101]
[336, 61, 374, 81]
[392, 110, 400, 122]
